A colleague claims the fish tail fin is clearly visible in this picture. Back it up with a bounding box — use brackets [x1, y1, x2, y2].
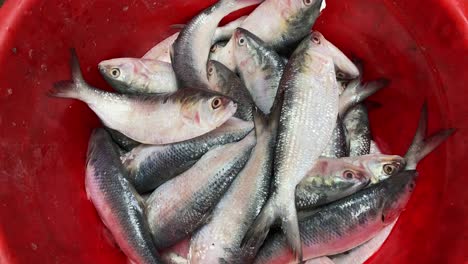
[404, 102, 455, 169]
[49, 49, 88, 100]
[241, 199, 277, 249]
[281, 199, 303, 263]
[339, 78, 389, 116]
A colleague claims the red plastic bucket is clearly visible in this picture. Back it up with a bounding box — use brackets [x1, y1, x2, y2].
[0, 0, 466, 263]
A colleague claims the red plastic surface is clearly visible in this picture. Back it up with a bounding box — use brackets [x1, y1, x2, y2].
[0, 0, 466, 263]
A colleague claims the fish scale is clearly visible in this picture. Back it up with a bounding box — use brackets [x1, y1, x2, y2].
[85, 129, 161, 264]
[122, 118, 253, 193]
[254, 170, 418, 264]
[145, 132, 255, 249]
[243, 35, 339, 262]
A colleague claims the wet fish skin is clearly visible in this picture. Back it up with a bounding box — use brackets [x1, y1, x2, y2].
[172, 0, 263, 89]
[105, 127, 140, 151]
[344, 104, 371, 157]
[146, 132, 256, 249]
[122, 118, 254, 193]
[339, 79, 389, 117]
[207, 60, 255, 121]
[142, 16, 247, 62]
[243, 34, 339, 262]
[189, 110, 278, 264]
[98, 58, 178, 94]
[213, 16, 248, 43]
[295, 158, 371, 210]
[85, 129, 161, 264]
[309, 31, 359, 80]
[213, 0, 324, 70]
[321, 117, 348, 158]
[254, 170, 418, 264]
[233, 28, 285, 114]
[49, 50, 237, 145]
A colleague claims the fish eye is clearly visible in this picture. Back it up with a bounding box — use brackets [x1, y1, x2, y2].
[110, 68, 120, 78]
[312, 35, 321, 44]
[208, 66, 214, 76]
[211, 97, 223, 109]
[210, 44, 218, 53]
[343, 170, 355, 179]
[303, 0, 313, 5]
[383, 164, 397, 175]
[238, 37, 246, 46]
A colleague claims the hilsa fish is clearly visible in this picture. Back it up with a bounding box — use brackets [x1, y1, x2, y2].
[50, 50, 237, 145]
[85, 129, 161, 264]
[171, 0, 263, 89]
[243, 34, 340, 262]
[145, 132, 256, 249]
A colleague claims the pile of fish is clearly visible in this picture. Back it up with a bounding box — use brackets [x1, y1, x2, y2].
[50, 0, 454, 263]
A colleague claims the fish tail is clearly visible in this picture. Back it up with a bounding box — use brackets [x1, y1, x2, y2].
[241, 199, 277, 249]
[280, 200, 303, 263]
[404, 102, 455, 169]
[340, 78, 389, 116]
[49, 49, 89, 100]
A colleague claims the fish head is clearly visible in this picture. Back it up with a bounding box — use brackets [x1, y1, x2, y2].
[381, 170, 418, 224]
[359, 155, 406, 184]
[180, 90, 237, 129]
[310, 31, 359, 80]
[98, 58, 138, 91]
[233, 28, 264, 75]
[209, 41, 229, 63]
[275, 0, 323, 34]
[206, 60, 227, 92]
[324, 160, 372, 192]
[304, 159, 371, 194]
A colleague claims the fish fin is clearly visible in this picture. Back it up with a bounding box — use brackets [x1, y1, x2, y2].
[241, 199, 276, 248]
[49, 49, 87, 100]
[170, 24, 185, 29]
[404, 102, 455, 169]
[339, 78, 389, 116]
[281, 201, 303, 263]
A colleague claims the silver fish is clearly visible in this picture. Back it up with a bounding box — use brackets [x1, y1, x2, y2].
[309, 31, 359, 80]
[207, 60, 254, 121]
[105, 127, 140, 151]
[121, 118, 254, 193]
[189, 110, 278, 264]
[145, 132, 256, 249]
[339, 79, 389, 117]
[243, 34, 339, 261]
[143, 16, 247, 62]
[295, 158, 371, 210]
[321, 117, 348, 158]
[85, 129, 161, 264]
[213, 16, 248, 43]
[233, 28, 285, 114]
[50, 50, 237, 145]
[330, 220, 397, 264]
[253, 170, 418, 264]
[171, 0, 263, 89]
[212, 0, 324, 70]
[98, 58, 178, 94]
[344, 104, 371, 156]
